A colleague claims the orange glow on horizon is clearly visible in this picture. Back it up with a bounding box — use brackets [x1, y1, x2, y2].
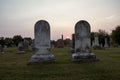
[66, 36, 70, 39]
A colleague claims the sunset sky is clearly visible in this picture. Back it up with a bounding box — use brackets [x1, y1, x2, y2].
[0, 0, 120, 40]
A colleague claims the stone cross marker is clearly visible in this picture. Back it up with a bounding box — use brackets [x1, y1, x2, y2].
[29, 20, 55, 63]
[72, 20, 99, 61]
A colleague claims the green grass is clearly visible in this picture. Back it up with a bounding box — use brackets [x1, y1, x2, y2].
[0, 47, 120, 80]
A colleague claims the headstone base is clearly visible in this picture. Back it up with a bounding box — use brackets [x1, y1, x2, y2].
[72, 53, 99, 62]
[29, 54, 55, 63]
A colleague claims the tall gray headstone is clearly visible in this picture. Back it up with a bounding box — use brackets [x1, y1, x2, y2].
[29, 20, 55, 63]
[72, 20, 99, 62]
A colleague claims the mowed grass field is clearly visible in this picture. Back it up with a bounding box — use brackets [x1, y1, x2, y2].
[0, 47, 120, 80]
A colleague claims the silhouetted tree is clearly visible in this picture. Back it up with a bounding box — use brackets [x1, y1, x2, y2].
[24, 37, 32, 45]
[51, 40, 56, 45]
[13, 35, 23, 46]
[91, 32, 95, 45]
[4, 37, 13, 47]
[64, 38, 71, 47]
[91, 29, 110, 46]
[111, 25, 120, 45]
[0, 37, 5, 47]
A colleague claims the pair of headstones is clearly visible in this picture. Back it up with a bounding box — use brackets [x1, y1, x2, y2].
[29, 20, 99, 63]
[92, 34, 109, 49]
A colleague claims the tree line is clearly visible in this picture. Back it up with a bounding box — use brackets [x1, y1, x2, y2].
[0, 35, 32, 47]
[91, 25, 120, 47]
[0, 25, 120, 47]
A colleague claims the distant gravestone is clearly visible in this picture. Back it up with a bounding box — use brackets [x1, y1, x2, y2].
[18, 42, 25, 53]
[93, 33, 103, 49]
[31, 39, 36, 51]
[56, 39, 64, 48]
[94, 34, 99, 46]
[23, 39, 29, 51]
[4, 45, 7, 48]
[29, 20, 55, 63]
[0, 45, 4, 54]
[72, 20, 99, 62]
[56, 35, 64, 48]
[71, 34, 75, 53]
[104, 38, 108, 48]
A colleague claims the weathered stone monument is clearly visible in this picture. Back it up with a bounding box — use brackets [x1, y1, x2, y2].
[29, 20, 55, 63]
[72, 20, 99, 62]
[18, 41, 25, 53]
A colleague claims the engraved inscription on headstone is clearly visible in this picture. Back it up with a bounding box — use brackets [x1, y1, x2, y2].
[75, 20, 91, 53]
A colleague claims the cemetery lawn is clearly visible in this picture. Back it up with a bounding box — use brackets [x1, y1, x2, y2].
[0, 47, 120, 80]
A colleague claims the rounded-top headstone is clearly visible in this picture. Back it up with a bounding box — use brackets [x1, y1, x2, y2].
[75, 20, 90, 38]
[72, 20, 99, 62]
[34, 20, 50, 50]
[75, 20, 91, 53]
[29, 20, 55, 63]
